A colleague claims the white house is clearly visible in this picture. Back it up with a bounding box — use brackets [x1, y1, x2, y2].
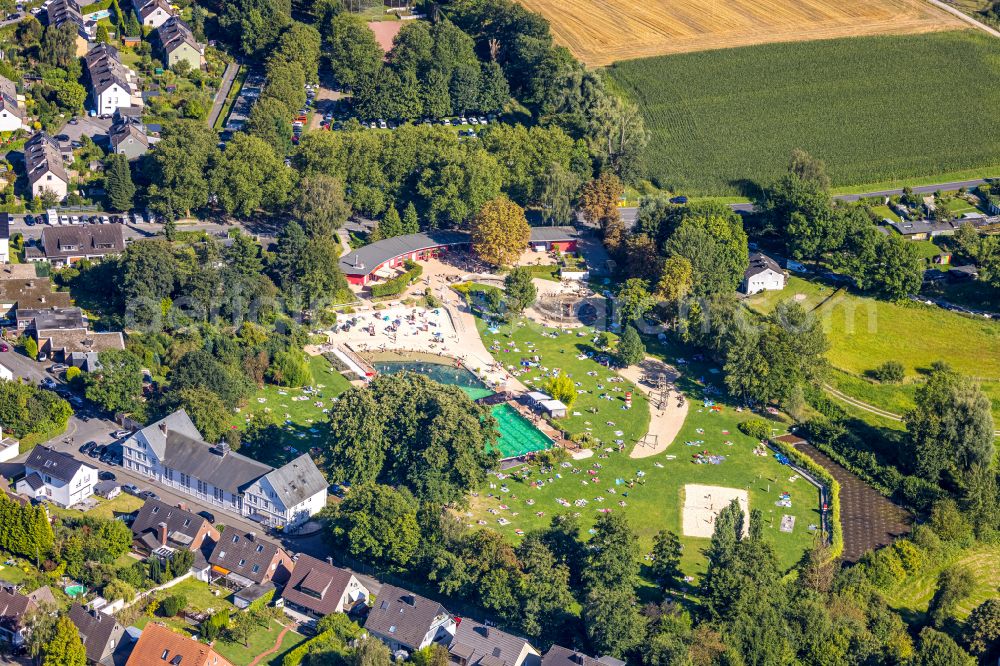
[0, 75, 27, 133]
[16, 446, 96, 507]
[741, 252, 785, 295]
[84, 44, 138, 116]
[132, 0, 172, 28]
[23, 133, 68, 201]
[122, 410, 328, 529]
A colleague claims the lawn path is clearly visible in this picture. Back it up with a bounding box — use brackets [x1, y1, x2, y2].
[247, 626, 290, 666]
[621, 356, 689, 458]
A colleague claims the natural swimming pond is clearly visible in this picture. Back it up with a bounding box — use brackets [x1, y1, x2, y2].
[373, 360, 551, 459]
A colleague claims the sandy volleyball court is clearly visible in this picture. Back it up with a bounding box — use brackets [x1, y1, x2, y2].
[682, 484, 749, 538]
[519, 0, 965, 65]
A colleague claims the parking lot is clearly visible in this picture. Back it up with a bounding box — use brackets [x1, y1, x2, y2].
[55, 116, 113, 146]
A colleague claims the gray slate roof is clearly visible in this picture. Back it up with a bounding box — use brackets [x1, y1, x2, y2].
[131, 498, 213, 550]
[157, 16, 200, 54]
[449, 618, 537, 666]
[84, 43, 132, 96]
[17, 307, 85, 331]
[132, 409, 202, 461]
[208, 530, 288, 584]
[262, 454, 327, 508]
[24, 133, 68, 186]
[541, 646, 621, 666]
[339, 230, 470, 275]
[744, 252, 782, 280]
[527, 226, 578, 243]
[161, 431, 271, 495]
[280, 554, 356, 616]
[68, 602, 124, 666]
[24, 446, 91, 483]
[364, 584, 450, 651]
[41, 225, 125, 260]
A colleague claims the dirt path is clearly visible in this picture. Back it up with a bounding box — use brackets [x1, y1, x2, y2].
[619, 356, 688, 458]
[824, 384, 1000, 436]
[248, 626, 290, 666]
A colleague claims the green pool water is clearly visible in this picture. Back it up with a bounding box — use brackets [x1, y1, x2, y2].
[64, 584, 85, 598]
[374, 361, 551, 458]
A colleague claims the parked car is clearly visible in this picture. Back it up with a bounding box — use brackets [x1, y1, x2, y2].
[48, 364, 67, 374]
[138, 490, 159, 501]
[669, 195, 688, 204]
[0, 344, 8, 352]
[122, 484, 141, 496]
[79, 441, 97, 455]
[88, 445, 105, 459]
[59, 215, 69, 225]
[98, 471, 115, 481]
[111, 429, 130, 439]
[70, 215, 80, 224]
[197, 510, 216, 523]
[100, 215, 110, 224]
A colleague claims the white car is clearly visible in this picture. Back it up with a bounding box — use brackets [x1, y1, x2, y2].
[470, 117, 479, 125]
[100, 215, 110, 224]
[70, 215, 80, 224]
[58, 215, 69, 225]
[378, 119, 387, 129]
[459, 117, 468, 125]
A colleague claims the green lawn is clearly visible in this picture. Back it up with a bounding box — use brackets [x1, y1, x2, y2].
[747, 276, 1000, 420]
[469, 317, 816, 579]
[608, 31, 1000, 195]
[234, 355, 353, 467]
[476, 318, 650, 445]
[215, 619, 305, 666]
[884, 543, 1000, 623]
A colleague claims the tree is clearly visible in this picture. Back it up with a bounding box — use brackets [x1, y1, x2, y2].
[103, 579, 135, 602]
[163, 387, 231, 443]
[402, 202, 420, 234]
[42, 616, 86, 666]
[584, 585, 647, 658]
[246, 96, 292, 154]
[270, 221, 349, 303]
[928, 566, 976, 628]
[905, 365, 995, 482]
[291, 174, 351, 238]
[370, 205, 403, 242]
[84, 349, 144, 415]
[871, 360, 905, 383]
[578, 172, 623, 231]
[478, 59, 510, 112]
[39, 23, 77, 69]
[263, 60, 307, 114]
[211, 133, 293, 217]
[147, 120, 219, 219]
[229, 608, 257, 646]
[504, 267, 537, 315]
[219, 0, 291, 55]
[655, 255, 693, 303]
[651, 530, 682, 588]
[471, 196, 530, 267]
[23, 336, 38, 360]
[965, 599, 1000, 659]
[325, 14, 383, 91]
[616, 325, 645, 368]
[543, 375, 577, 408]
[616, 278, 652, 324]
[911, 627, 975, 666]
[350, 636, 393, 666]
[269, 22, 322, 83]
[329, 483, 420, 569]
[588, 94, 650, 183]
[95, 24, 109, 43]
[584, 512, 640, 591]
[104, 154, 135, 212]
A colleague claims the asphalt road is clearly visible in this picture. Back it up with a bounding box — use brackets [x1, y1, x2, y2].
[207, 61, 241, 128]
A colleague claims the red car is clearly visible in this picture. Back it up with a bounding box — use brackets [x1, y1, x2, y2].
[0, 344, 9, 352]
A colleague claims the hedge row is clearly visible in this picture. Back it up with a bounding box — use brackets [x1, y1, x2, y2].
[769, 437, 843, 562]
[281, 629, 334, 666]
[370, 260, 423, 298]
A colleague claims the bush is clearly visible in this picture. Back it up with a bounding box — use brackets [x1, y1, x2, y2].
[738, 418, 771, 440]
[160, 594, 187, 617]
[893, 540, 924, 574]
[370, 260, 423, 298]
[871, 360, 905, 383]
[65, 366, 82, 382]
[543, 375, 577, 408]
[23, 336, 38, 360]
[200, 610, 229, 642]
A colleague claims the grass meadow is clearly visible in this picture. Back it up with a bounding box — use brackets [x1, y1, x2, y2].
[607, 31, 1000, 195]
[469, 316, 818, 580]
[747, 276, 1000, 421]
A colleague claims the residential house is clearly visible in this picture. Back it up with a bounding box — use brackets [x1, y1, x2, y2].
[541, 647, 625, 666]
[131, 498, 219, 576]
[109, 116, 148, 160]
[131, 0, 172, 28]
[363, 585, 456, 658]
[44, 0, 90, 51]
[38, 225, 126, 265]
[0, 274, 72, 320]
[0, 213, 11, 264]
[68, 602, 126, 666]
[93, 480, 120, 499]
[156, 17, 203, 71]
[16, 306, 86, 332]
[33, 327, 125, 364]
[84, 44, 139, 116]
[15, 446, 96, 507]
[122, 410, 328, 529]
[448, 618, 541, 666]
[125, 622, 233, 666]
[0, 431, 20, 463]
[207, 530, 293, 598]
[887, 218, 957, 240]
[0, 588, 36, 647]
[740, 252, 785, 295]
[23, 133, 69, 201]
[0, 75, 27, 133]
[279, 554, 369, 622]
[948, 264, 979, 282]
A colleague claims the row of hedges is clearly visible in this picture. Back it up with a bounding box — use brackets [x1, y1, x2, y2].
[369, 260, 423, 299]
[769, 437, 843, 562]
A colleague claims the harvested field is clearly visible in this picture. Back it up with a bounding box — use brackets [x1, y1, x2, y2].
[518, 0, 964, 65]
[794, 442, 911, 562]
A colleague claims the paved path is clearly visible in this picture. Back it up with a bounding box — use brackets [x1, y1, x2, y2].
[925, 0, 1000, 37]
[248, 626, 291, 666]
[207, 62, 241, 128]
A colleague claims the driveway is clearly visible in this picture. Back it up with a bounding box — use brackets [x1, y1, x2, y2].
[57, 117, 112, 145]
